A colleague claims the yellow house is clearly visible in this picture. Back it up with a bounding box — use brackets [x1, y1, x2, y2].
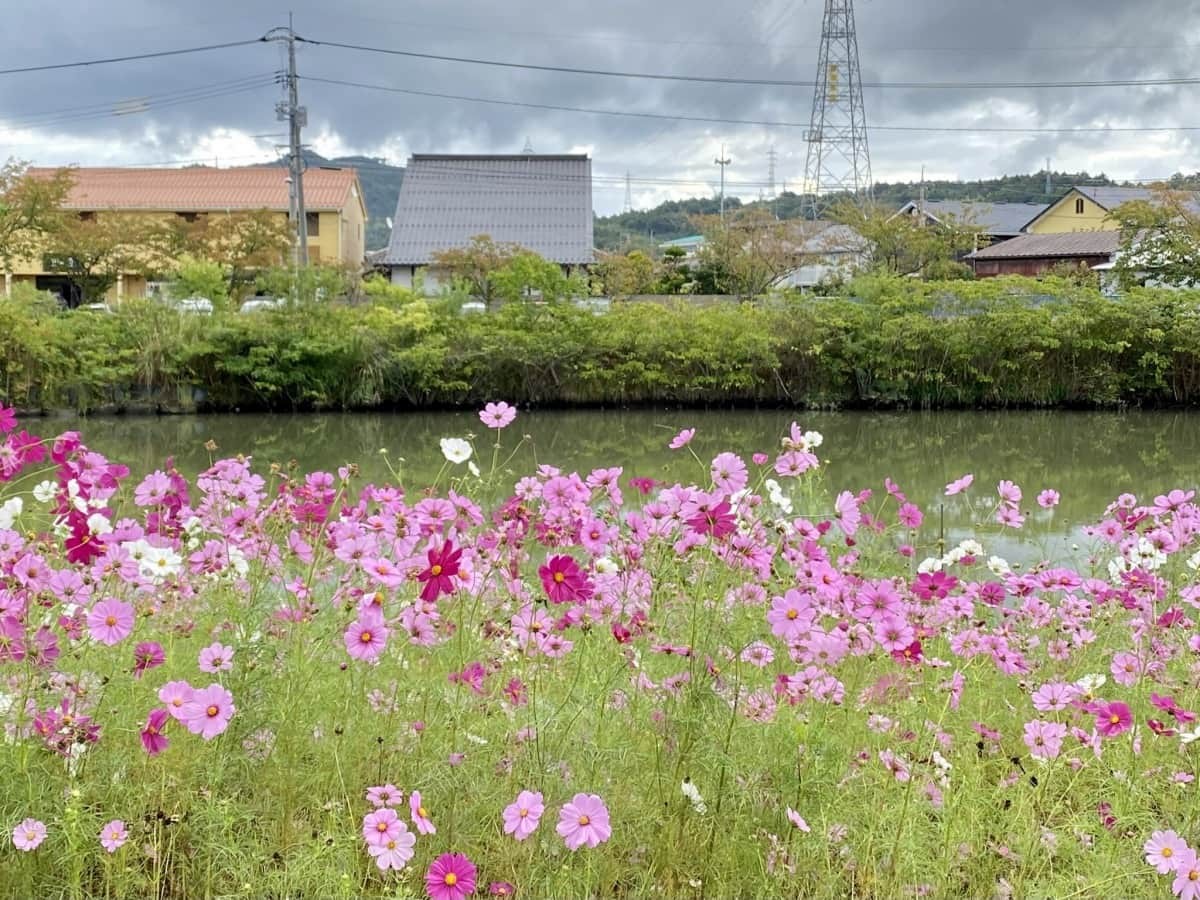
[1023, 186, 1197, 234]
[3, 165, 367, 303]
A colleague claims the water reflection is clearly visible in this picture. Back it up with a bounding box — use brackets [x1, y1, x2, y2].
[50, 409, 1200, 565]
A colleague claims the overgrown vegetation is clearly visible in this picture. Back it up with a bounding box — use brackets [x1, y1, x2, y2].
[4, 275, 1200, 413]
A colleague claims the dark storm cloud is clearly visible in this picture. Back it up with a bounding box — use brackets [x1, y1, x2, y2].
[3, 0, 1200, 212]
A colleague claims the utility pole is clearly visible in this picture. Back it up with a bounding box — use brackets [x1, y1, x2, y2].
[715, 144, 731, 224]
[1045, 157, 1052, 195]
[266, 16, 308, 268]
[624, 171, 633, 214]
[918, 164, 926, 224]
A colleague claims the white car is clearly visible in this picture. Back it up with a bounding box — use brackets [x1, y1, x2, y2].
[175, 297, 214, 315]
[240, 297, 287, 313]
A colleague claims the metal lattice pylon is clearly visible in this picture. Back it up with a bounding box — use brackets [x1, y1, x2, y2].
[802, 0, 872, 217]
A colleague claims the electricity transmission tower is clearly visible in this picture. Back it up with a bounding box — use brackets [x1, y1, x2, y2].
[802, 0, 872, 218]
[767, 145, 778, 199]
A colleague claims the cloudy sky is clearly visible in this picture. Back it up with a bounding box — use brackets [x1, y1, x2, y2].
[3, 0, 1200, 214]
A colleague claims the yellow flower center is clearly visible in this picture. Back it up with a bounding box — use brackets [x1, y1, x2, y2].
[206, 705, 219, 717]
[105, 615, 117, 626]
[554, 572, 565, 583]
[386, 839, 396, 849]
[25, 830, 36, 840]
[1191, 870, 1199, 883]
[445, 873, 458, 886]
[1164, 847, 1174, 858]
[1110, 714, 1120, 725]
[171, 698, 182, 707]
[418, 806, 428, 818]
[578, 815, 591, 826]
[786, 609, 798, 620]
[376, 822, 389, 832]
[431, 564, 442, 576]
[360, 631, 373, 643]
[519, 808, 528, 818]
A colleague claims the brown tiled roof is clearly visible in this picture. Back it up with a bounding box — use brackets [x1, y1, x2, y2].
[27, 165, 360, 212]
[969, 231, 1120, 260]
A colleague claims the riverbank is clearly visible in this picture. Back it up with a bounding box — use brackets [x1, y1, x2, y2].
[5, 275, 1200, 413]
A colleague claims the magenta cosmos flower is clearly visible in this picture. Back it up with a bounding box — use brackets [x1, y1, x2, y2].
[556, 793, 612, 850]
[179, 683, 235, 740]
[418, 540, 462, 603]
[539, 555, 593, 605]
[1037, 489, 1061, 508]
[410, 790, 436, 835]
[99, 820, 128, 853]
[12, 818, 47, 851]
[479, 401, 517, 430]
[345, 612, 389, 662]
[502, 790, 545, 841]
[1095, 701, 1133, 738]
[86, 598, 135, 646]
[426, 853, 477, 900]
[141, 708, 170, 756]
[132, 641, 165, 678]
[198, 642, 234, 673]
[1144, 829, 1189, 875]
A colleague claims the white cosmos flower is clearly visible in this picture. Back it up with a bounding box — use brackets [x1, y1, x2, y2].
[1179, 725, 1200, 745]
[86, 513, 112, 536]
[1074, 673, 1106, 697]
[0, 497, 23, 530]
[987, 556, 1011, 576]
[803, 430, 823, 449]
[1187, 549, 1200, 571]
[439, 438, 472, 465]
[467, 461, 481, 478]
[33, 481, 57, 504]
[918, 556, 944, 574]
[66, 479, 88, 513]
[595, 557, 619, 575]
[681, 780, 707, 814]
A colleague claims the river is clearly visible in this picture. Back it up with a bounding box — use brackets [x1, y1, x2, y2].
[50, 409, 1200, 567]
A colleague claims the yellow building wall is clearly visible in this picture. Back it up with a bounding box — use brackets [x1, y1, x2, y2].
[1027, 193, 1119, 234]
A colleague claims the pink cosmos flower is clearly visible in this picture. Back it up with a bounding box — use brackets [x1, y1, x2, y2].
[1037, 489, 1060, 508]
[12, 818, 46, 851]
[86, 598, 135, 646]
[710, 452, 748, 494]
[502, 790, 545, 841]
[367, 822, 416, 871]
[1174, 849, 1200, 900]
[1095, 701, 1132, 738]
[410, 790, 437, 835]
[834, 491, 861, 538]
[367, 784, 403, 808]
[997, 480, 1022, 506]
[198, 642, 234, 673]
[426, 853, 477, 900]
[1144, 829, 1189, 875]
[786, 808, 811, 832]
[99, 820, 128, 853]
[669, 428, 695, 450]
[944, 474, 974, 496]
[179, 683, 235, 740]
[345, 613, 389, 662]
[479, 401, 517, 430]
[159, 681, 193, 721]
[0, 404, 15, 433]
[363, 808, 403, 846]
[897, 503, 923, 529]
[141, 708, 170, 756]
[767, 590, 814, 642]
[1023, 720, 1067, 760]
[488, 883, 516, 896]
[556, 793, 611, 850]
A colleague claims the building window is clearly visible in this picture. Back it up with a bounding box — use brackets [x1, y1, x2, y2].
[306, 212, 320, 237]
[78, 211, 95, 222]
[177, 212, 200, 223]
[1074, 198, 1085, 215]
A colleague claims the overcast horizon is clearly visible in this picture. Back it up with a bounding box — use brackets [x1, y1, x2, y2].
[4, 0, 1200, 215]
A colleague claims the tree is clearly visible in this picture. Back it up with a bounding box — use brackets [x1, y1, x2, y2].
[1109, 188, 1200, 289]
[655, 246, 691, 294]
[169, 255, 229, 309]
[0, 161, 71, 271]
[490, 252, 586, 305]
[692, 208, 810, 297]
[41, 213, 167, 305]
[430, 235, 524, 309]
[829, 200, 982, 277]
[163, 209, 291, 302]
[594, 250, 656, 297]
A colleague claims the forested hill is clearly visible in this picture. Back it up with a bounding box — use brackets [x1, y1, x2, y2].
[594, 170, 1200, 251]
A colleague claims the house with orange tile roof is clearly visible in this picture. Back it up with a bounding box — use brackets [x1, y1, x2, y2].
[3, 165, 366, 303]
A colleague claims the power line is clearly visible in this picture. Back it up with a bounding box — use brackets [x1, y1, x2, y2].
[0, 38, 265, 77]
[298, 36, 1200, 90]
[300, 74, 1200, 135]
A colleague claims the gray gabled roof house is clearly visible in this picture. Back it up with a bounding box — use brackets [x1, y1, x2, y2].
[383, 154, 594, 291]
[893, 200, 1049, 241]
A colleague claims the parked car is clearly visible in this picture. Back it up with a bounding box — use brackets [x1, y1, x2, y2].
[175, 297, 213, 315]
[239, 297, 287, 313]
[78, 302, 115, 314]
